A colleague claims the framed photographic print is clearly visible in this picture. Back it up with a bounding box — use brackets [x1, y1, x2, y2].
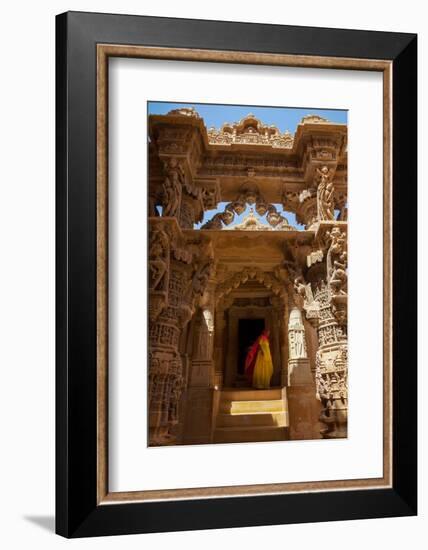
[56, 11, 417, 537]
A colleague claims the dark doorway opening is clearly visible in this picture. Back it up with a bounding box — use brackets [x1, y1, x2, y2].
[237, 318, 265, 375]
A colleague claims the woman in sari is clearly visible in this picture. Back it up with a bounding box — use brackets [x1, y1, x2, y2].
[244, 329, 273, 389]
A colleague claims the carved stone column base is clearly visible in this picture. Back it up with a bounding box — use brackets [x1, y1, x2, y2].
[181, 388, 214, 445]
[149, 426, 178, 446]
[287, 385, 323, 440]
[319, 398, 348, 439]
[315, 344, 348, 438]
[287, 359, 322, 440]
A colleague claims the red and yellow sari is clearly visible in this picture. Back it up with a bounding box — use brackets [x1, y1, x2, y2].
[244, 330, 273, 389]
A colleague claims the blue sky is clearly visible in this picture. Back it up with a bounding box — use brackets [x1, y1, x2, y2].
[149, 101, 347, 229]
[148, 101, 347, 134]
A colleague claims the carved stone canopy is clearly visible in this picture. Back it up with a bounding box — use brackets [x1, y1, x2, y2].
[207, 113, 294, 149]
[149, 109, 347, 214]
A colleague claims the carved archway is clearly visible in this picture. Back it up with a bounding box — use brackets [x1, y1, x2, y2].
[215, 269, 290, 387]
[216, 267, 289, 304]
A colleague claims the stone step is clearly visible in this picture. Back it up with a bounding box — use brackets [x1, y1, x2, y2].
[220, 399, 285, 415]
[220, 388, 283, 401]
[213, 425, 289, 444]
[216, 412, 287, 428]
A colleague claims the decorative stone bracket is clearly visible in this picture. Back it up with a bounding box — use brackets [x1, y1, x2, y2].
[201, 182, 291, 230]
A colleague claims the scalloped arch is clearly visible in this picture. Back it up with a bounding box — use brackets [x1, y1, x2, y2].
[216, 268, 288, 303]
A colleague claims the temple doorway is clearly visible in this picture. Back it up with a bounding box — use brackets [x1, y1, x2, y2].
[237, 318, 265, 376]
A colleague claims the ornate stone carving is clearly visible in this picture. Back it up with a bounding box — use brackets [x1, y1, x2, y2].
[161, 158, 184, 218]
[199, 155, 296, 178]
[147, 222, 215, 445]
[282, 190, 300, 211]
[216, 268, 287, 304]
[316, 166, 335, 221]
[326, 226, 347, 295]
[305, 272, 348, 438]
[315, 344, 348, 438]
[148, 350, 184, 444]
[288, 307, 308, 360]
[307, 249, 324, 267]
[159, 156, 204, 228]
[207, 113, 294, 149]
[292, 274, 319, 326]
[300, 114, 330, 125]
[167, 107, 201, 118]
[199, 179, 221, 210]
[177, 256, 215, 328]
[148, 227, 170, 321]
[225, 208, 271, 231]
[281, 186, 319, 229]
[283, 221, 349, 438]
[149, 228, 169, 291]
[201, 183, 292, 230]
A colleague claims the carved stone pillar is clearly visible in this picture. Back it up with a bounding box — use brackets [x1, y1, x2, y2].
[271, 295, 288, 387]
[148, 236, 192, 445]
[306, 222, 348, 439]
[213, 304, 226, 389]
[313, 282, 348, 438]
[148, 217, 214, 445]
[149, 142, 209, 443]
[277, 300, 289, 387]
[182, 303, 216, 444]
[286, 307, 322, 440]
[187, 279, 216, 388]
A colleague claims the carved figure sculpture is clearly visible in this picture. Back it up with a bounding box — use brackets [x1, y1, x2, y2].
[326, 226, 348, 296]
[162, 170, 182, 217]
[149, 229, 169, 290]
[294, 276, 307, 299]
[330, 253, 348, 295]
[316, 166, 335, 221]
[192, 260, 213, 296]
[288, 307, 308, 359]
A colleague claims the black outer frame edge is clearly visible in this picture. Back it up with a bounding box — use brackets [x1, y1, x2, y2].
[72, 489, 414, 538]
[55, 11, 418, 538]
[62, 10, 414, 60]
[391, 36, 418, 513]
[55, 11, 69, 538]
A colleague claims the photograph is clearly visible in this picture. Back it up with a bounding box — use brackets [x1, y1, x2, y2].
[147, 102, 348, 446]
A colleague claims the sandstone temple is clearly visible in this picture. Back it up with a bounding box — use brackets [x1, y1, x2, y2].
[148, 107, 348, 446]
